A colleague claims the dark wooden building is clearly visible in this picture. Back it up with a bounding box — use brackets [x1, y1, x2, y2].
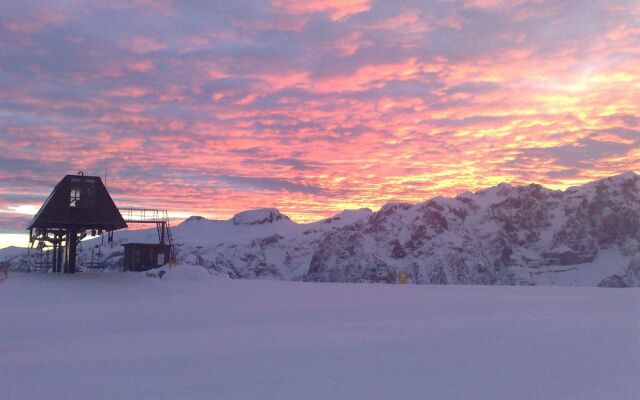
[123, 243, 171, 272]
[27, 173, 127, 273]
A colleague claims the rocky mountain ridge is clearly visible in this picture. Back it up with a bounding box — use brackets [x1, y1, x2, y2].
[306, 172, 640, 286]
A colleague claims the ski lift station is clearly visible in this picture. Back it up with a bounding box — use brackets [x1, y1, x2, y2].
[27, 172, 174, 273]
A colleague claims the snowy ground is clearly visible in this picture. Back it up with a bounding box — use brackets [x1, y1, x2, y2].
[509, 248, 632, 287]
[1, 266, 639, 400]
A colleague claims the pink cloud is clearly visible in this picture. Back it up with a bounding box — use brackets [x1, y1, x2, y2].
[123, 37, 167, 53]
[271, 0, 371, 20]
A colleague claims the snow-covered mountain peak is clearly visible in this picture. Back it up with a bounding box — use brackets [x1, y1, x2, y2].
[180, 215, 210, 225]
[598, 171, 639, 189]
[613, 170, 638, 180]
[376, 202, 414, 216]
[570, 171, 638, 191]
[471, 182, 517, 207]
[319, 208, 373, 225]
[232, 208, 291, 225]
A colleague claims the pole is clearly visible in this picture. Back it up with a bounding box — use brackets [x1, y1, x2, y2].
[52, 241, 57, 273]
[67, 230, 77, 274]
[58, 235, 64, 273]
[63, 232, 69, 273]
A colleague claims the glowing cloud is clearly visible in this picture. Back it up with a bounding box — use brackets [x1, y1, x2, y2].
[271, 0, 371, 20]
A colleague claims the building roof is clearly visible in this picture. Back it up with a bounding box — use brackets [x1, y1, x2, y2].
[27, 174, 127, 231]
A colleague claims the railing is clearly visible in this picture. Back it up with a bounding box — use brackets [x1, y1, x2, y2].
[118, 207, 176, 265]
[119, 208, 169, 224]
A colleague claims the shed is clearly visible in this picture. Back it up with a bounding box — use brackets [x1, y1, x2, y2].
[123, 243, 171, 272]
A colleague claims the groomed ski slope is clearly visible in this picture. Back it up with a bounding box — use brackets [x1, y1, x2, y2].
[1, 266, 639, 400]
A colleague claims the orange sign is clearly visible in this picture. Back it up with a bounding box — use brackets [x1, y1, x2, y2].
[397, 269, 408, 284]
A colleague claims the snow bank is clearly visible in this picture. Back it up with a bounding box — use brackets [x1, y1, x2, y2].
[143, 263, 219, 282]
[1, 275, 638, 400]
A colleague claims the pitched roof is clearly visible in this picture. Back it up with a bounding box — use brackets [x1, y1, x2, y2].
[27, 175, 127, 231]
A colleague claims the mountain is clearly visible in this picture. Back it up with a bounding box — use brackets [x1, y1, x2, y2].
[3, 172, 640, 287]
[307, 172, 640, 287]
[2, 207, 374, 281]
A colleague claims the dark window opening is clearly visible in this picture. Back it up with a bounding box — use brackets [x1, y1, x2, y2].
[70, 188, 81, 208]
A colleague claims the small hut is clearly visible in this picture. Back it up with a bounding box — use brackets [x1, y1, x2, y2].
[123, 243, 171, 272]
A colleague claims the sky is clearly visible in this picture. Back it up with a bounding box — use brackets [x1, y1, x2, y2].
[0, 0, 639, 248]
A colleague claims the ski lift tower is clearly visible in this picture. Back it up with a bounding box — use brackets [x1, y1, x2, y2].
[27, 172, 128, 273]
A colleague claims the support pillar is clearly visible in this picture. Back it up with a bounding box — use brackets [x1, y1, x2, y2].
[65, 230, 78, 274]
[56, 234, 64, 273]
[52, 241, 57, 273]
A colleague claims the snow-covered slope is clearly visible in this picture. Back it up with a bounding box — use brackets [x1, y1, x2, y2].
[1, 271, 639, 399]
[164, 207, 374, 280]
[2, 206, 375, 281]
[3, 172, 640, 287]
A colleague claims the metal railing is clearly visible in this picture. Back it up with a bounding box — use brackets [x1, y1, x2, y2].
[118, 207, 176, 264]
[119, 208, 169, 224]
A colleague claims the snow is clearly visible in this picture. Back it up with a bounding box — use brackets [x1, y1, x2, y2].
[1, 268, 639, 400]
[318, 208, 373, 226]
[530, 248, 630, 286]
[0, 246, 28, 258]
[232, 208, 290, 225]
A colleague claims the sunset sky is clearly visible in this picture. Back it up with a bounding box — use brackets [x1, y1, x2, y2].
[1, 0, 639, 248]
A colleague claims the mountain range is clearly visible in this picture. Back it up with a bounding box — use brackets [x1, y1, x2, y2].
[3, 172, 640, 287]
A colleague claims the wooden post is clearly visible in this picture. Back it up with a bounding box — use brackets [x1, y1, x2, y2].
[67, 230, 77, 274]
[52, 241, 57, 273]
[56, 234, 64, 273]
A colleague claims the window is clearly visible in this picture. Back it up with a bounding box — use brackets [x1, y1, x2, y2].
[70, 188, 81, 208]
